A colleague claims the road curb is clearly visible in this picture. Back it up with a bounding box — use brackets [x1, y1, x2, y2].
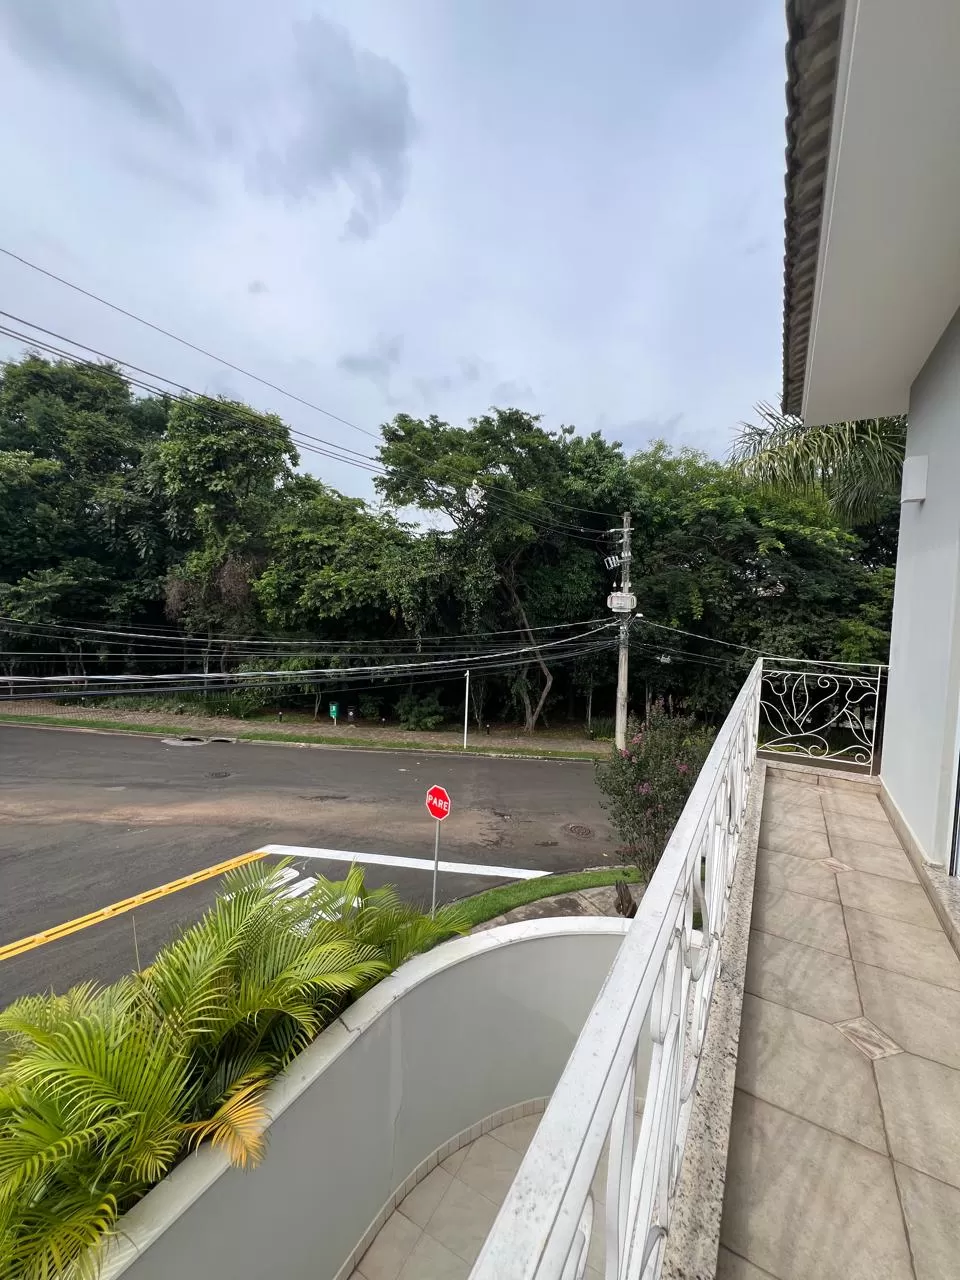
[0, 718, 600, 764]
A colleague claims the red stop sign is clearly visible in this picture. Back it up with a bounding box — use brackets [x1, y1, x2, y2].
[426, 784, 452, 821]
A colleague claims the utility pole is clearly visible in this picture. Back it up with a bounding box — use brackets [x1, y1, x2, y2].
[606, 512, 636, 751]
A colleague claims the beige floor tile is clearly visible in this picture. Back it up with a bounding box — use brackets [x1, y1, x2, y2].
[818, 788, 886, 819]
[422, 1177, 499, 1265]
[894, 1163, 960, 1280]
[761, 802, 827, 829]
[397, 1232, 470, 1280]
[756, 826, 832, 860]
[357, 1210, 422, 1280]
[488, 1114, 541, 1153]
[763, 782, 825, 812]
[761, 806, 827, 836]
[816, 773, 878, 793]
[767, 765, 819, 786]
[752, 887, 850, 957]
[721, 1091, 913, 1280]
[837, 870, 941, 930]
[875, 1053, 960, 1188]
[755, 848, 839, 903]
[745, 929, 861, 1023]
[455, 1132, 523, 1203]
[398, 1167, 454, 1229]
[857, 962, 960, 1070]
[715, 1246, 779, 1279]
[736, 994, 886, 1152]
[440, 1146, 467, 1176]
[828, 837, 918, 883]
[823, 810, 902, 849]
[844, 908, 960, 991]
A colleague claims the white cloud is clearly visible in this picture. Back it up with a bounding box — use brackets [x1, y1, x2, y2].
[0, 0, 788, 497]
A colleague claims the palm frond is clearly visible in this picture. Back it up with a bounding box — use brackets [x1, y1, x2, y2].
[185, 1078, 268, 1169]
[190, 1049, 274, 1117]
[731, 401, 906, 524]
[5, 1186, 120, 1280]
[0, 859, 464, 1275]
[344, 882, 470, 968]
[0, 982, 128, 1060]
[138, 927, 235, 1042]
[0, 1108, 125, 1205]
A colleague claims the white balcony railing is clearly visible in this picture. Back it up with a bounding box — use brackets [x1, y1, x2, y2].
[470, 659, 762, 1280]
[759, 656, 886, 772]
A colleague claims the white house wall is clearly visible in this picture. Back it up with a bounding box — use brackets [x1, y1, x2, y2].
[882, 303, 960, 866]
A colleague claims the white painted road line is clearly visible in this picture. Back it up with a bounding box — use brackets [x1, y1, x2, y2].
[253, 844, 548, 881]
[279, 876, 318, 899]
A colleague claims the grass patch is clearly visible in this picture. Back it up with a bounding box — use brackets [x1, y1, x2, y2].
[456, 866, 642, 929]
[0, 713, 597, 760]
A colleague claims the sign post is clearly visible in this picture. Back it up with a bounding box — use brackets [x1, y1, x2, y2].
[329, 701, 339, 727]
[425, 784, 452, 914]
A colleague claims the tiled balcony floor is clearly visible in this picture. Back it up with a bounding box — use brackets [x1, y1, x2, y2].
[719, 765, 960, 1280]
[348, 1114, 553, 1280]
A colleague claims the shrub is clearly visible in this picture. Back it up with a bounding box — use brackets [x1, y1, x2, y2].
[0, 864, 466, 1278]
[358, 694, 382, 720]
[595, 702, 715, 879]
[588, 714, 616, 740]
[395, 691, 445, 731]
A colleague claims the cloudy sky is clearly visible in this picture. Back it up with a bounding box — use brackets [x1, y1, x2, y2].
[0, 0, 787, 499]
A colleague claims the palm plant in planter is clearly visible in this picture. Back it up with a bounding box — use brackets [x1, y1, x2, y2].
[0, 863, 465, 1279]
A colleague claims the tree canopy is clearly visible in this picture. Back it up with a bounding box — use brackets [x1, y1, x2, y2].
[0, 353, 895, 732]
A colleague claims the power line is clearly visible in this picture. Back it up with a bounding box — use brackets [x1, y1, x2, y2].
[0, 637, 617, 702]
[629, 638, 743, 672]
[0, 247, 624, 520]
[2, 622, 618, 686]
[0, 246, 376, 439]
[632, 616, 884, 669]
[0, 614, 611, 650]
[634, 617, 764, 656]
[0, 318, 612, 540]
[0, 316, 386, 475]
[0, 324, 386, 479]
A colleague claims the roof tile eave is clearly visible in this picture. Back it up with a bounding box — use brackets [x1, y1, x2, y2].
[781, 0, 846, 417]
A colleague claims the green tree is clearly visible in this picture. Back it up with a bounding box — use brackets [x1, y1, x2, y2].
[253, 476, 409, 635]
[0, 351, 897, 729]
[376, 409, 623, 730]
[0, 356, 173, 640]
[152, 395, 298, 644]
[624, 444, 892, 712]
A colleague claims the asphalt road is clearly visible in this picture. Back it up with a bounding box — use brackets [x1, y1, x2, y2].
[0, 726, 614, 1004]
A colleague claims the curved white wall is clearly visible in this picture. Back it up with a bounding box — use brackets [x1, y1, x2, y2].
[101, 918, 629, 1280]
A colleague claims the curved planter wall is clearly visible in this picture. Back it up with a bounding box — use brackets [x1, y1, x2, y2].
[101, 918, 630, 1280]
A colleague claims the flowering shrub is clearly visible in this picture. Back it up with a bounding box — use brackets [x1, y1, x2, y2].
[595, 702, 715, 879]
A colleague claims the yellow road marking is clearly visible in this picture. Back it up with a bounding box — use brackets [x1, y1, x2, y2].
[0, 850, 267, 963]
